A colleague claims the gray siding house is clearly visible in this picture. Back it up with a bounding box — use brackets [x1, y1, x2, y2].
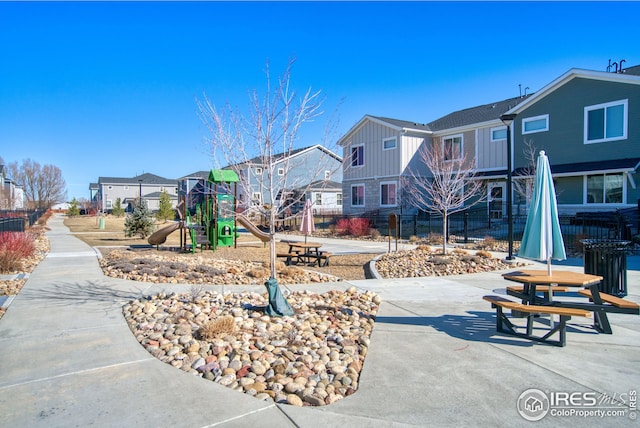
[178, 145, 343, 215]
[508, 66, 640, 214]
[95, 173, 178, 213]
[339, 63, 640, 218]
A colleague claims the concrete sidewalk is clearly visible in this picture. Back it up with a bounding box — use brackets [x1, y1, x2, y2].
[0, 215, 638, 427]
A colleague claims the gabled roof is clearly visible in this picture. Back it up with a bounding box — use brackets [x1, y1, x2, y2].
[233, 144, 342, 167]
[507, 66, 640, 115]
[300, 180, 342, 191]
[338, 115, 431, 146]
[427, 95, 532, 132]
[179, 170, 210, 180]
[98, 173, 177, 185]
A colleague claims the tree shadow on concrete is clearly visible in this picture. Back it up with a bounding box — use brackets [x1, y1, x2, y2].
[19, 280, 146, 312]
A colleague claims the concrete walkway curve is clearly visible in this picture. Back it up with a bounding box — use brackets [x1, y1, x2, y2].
[0, 215, 638, 427]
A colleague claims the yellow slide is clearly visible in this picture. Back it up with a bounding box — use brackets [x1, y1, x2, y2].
[236, 214, 270, 242]
[147, 221, 181, 246]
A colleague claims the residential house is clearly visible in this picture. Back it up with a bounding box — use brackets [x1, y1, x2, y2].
[507, 65, 640, 214]
[338, 116, 431, 217]
[339, 63, 640, 218]
[94, 173, 178, 213]
[0, 164, 24, 210]
[178, 145, 343, 216]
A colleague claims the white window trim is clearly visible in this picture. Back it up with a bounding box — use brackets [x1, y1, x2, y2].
[255, 167, 263, 174]
[382, 136, 397, 151]
[251, 192, 262, 205]
[379, 181, 398, 207]
[443, 134, 463, 162]
[337, 193, 343, 206]
[324, 170, 331, 179]
[583, 173, 626, 205]
[350, 144, 365, 168]
[351, 184, 365, 207]
[277, 168, 285, 176]
[583, 99, 628, 145]
[522, 114, 549, 135]
[490, 126, 507, 142]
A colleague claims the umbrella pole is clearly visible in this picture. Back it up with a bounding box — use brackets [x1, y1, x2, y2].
[547, 258, 555, 326]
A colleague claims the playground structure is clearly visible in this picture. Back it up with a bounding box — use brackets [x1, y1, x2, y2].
[147, 169, 270, 252]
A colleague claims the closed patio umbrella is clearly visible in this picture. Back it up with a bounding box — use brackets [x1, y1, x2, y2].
[299, 199, 315, 243]
[518, 151, 566, 324]
[518, 150, 567, 273]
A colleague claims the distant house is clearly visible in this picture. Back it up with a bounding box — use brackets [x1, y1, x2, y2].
[94, 173, 178, 213]
[178, 145, 343, 216]
[0, 164, 24, 210]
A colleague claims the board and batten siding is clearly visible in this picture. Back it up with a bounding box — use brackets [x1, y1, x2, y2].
[476, 126, 507, 171]
[512, 77, 640, 169]
[400, 134, 427, 171]
[343, 121, 402, 180]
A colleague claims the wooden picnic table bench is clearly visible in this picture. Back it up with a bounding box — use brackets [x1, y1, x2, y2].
[484, 295, 591, 347]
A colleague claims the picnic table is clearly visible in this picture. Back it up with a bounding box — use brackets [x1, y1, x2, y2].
[502, 269, 640, 334]
[277, 241, 331, 267]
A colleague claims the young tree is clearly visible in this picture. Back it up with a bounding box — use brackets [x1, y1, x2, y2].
[403, 140, 486, 255]
[197, 58, 340, 283]
[67, 198, 80, 217]
[111, 197, 125, 217]
[124, 198, 155, 239]
[513, 138, 537, 211]
[155, 190, 175, 222]
[7, 159, 67, 209]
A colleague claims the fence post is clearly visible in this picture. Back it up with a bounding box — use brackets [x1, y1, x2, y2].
[464, 210, 469, 244]
[413, 214, 417, 237]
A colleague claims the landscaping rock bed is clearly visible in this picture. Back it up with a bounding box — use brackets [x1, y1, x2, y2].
[124, 287, 379, 406]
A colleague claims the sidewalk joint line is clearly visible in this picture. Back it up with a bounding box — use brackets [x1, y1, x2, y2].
[0, 358, 155, 390]
[200, 404, 276, 427]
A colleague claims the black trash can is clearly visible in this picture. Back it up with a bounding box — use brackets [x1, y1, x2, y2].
[581, 239, 630, 297]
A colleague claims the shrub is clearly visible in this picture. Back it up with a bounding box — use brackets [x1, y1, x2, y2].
[198, 316, 236, 340]
[335, 218, 351, 235]
[430, 256, 450, 265]
[348, 218, 371, 237]
[475, 250, 492, 259]
[479, 236, 497, 250]
[416, 245, 432, 252]
[409, 235, 421, 243]
[369, 228, 381, 239]
[452, 248, 468, 255]
[0, 232, 35, 273]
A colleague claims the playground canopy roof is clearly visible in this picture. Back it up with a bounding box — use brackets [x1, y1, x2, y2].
[209, 169, 239, 183]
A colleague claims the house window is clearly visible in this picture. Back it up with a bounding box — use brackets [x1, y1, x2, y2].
[277, 168, 285, 176]
[251, 192, 262, 206]
[351, 184, 365, 206]
[383, 137, 397, 150]
[584, 99, 627, 144]
[586, 174, 624, 204]
[106, 199, 113, 209]
[491, 127, 507, 142]
[315, 193, 322, 205]
[337, 193, 343, 206]
[108, 185, 113, 190]
[124, 186, 129, 190]
[255, 167, 263, 174]
[443, 135, 462, 161]
[324, 170, 331, 180]
[522, 114, 549, 134]
[351, 145, 364, 167]
[380, 182, 397, 207]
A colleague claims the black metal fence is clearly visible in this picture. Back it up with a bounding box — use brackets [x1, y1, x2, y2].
[311, 207, 640, 254]
[0, 210, 46, 233]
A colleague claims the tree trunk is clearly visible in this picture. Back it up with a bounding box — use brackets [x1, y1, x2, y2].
[441, 212, 448, 255]
[269, 208, 277, 279]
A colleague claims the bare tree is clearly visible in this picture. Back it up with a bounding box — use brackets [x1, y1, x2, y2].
[197, 58, 340, 280]
[8, 159, 67, 210]
[403, 139, 486, 254]
[513, 138, 537, 209]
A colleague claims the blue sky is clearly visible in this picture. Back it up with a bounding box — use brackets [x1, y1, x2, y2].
[1, 1, 638, 201]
